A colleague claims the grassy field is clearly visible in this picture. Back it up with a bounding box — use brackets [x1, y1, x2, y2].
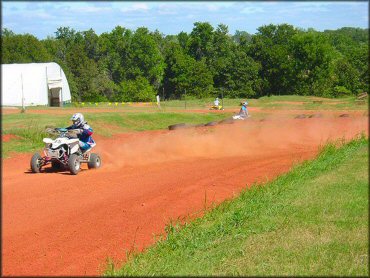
[9, 94, 367, 111]
[105, 136, 368, 276]
[255, 95, 368, 111]
[93, 95, 367, 110]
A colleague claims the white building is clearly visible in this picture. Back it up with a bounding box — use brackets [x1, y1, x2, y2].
[1, 62, 72, 107]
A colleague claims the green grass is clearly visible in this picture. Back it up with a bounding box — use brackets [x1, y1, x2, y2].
[2, 114, 67, 157]
[149, 95, 367, 111]
[105, 135, 368, 276]
[87, 111, 229, 132]
[256, 95, 368, 110]
[6, 95, 367, 111]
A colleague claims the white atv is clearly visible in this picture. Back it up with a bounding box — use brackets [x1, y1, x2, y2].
[232, 114, 250, 120]
[30, 128, 101, 175]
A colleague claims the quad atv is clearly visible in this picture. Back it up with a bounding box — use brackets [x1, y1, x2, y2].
[232, 114, 250, 120]
[30, 128, 101, 175]
[209, 104, 224, 110]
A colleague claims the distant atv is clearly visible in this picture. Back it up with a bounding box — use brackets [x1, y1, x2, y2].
[232, 114, 250, 120]
[30, 128, 101, 175]
[209, 105, 224, 110]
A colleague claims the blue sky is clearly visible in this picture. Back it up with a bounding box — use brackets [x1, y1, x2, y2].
[2, 1, 368, 39]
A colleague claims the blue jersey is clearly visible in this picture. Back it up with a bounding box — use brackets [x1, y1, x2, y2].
[239, 106, 248, 116]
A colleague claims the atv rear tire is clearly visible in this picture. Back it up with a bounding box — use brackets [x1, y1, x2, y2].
[68, 154, 81, 175]
[88, 153, 101, 169]
[30, 153, 43, 173]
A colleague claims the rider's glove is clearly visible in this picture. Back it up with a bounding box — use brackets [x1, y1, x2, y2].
[75, 129, 83, 135]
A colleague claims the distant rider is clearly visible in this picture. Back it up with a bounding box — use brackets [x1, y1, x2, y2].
[214, 97, 220, 107]
[239, 101, 249, 118]
[65, 113, 95, 152]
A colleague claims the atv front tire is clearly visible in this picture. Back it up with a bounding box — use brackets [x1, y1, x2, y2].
[88, 153, 101, 169]
[30, 153, 43, 173]
[68, 154, 81, 175]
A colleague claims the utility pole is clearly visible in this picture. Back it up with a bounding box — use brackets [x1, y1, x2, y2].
[221, 88, 224, 108]
[60, 66, 63, 107]
[21, 73, 25, 113]
[184, 89, 187, 109]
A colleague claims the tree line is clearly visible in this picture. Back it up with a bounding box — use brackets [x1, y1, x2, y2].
[1, 23, 368, 101]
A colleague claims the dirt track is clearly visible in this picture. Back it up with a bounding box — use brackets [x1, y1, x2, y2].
[2, 114, 368, 276]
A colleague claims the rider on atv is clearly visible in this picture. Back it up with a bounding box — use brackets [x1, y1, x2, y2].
[210, 97, 223, 110]
[214, 97, 220, 107]
[238, 101, 249, 118]
[65, 113, 95, 152]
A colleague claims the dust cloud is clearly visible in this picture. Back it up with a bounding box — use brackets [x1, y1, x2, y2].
[96, 116, 368, 169]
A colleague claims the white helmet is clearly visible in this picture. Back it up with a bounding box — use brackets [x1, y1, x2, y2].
[71, 113, 84, 127]
[242, 101, 248, 106]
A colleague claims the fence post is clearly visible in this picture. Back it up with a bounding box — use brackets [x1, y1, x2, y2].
[221, 88, 224, 108]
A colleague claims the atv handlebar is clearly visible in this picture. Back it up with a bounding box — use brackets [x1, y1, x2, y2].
[66, 129, 80, 138]
[45, 127, 80, 138]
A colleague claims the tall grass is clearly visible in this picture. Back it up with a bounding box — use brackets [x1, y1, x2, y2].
[2, 114, 68, 157]
[6, 120, 49, 144]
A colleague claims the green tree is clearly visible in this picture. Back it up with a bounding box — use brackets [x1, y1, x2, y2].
[177, 31, 189, 51]
[290, 30, 337, 96]
[98, 26, 132, 84]
[2, 30, 52, 63]
[324, 27, 368, 93]
[332, 57, 360, 94]
[210, 24, 233, 89]
[249, 24, 298, 96]
[126, 27, 165, 90]
[164, 42, 213, 98]
[188, 22, 214, 61]
[64, 43, 102, 101]
[119, 76, 156, 102]
[82, 28, 100, 61]
[2, 24, 367, 101]
[233, 30, 252, 45]
[227, 49, 261, 98]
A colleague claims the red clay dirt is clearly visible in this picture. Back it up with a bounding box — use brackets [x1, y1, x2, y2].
[2, 134, 20, 142]
[2, 114, 368, 276]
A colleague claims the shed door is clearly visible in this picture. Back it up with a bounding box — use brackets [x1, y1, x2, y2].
[47, 78, 62, 107]
[49, 88, 61, 107]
